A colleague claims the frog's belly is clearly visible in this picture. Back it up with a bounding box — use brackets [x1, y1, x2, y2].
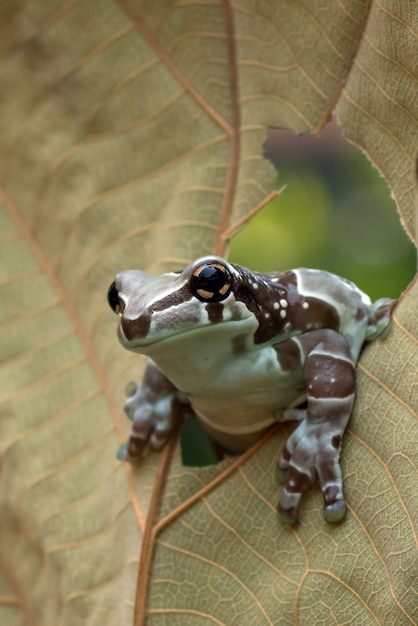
[187, 348, 306, 438]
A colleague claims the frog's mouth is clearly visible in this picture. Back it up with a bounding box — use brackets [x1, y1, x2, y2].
[117, 316, 255, 354]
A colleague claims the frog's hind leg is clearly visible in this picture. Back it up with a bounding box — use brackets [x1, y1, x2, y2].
[277, 329, 356, 525]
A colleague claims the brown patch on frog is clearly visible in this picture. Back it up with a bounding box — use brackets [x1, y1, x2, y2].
[274, 338, 302, 373]
[206, 302, 224, 324]
[231, 333, 247, 356]
[323, 484, 342, 506]
[276, 270, 297, 288]
[372, 299, 396, 323]
[231, 265, 296, 344]
[355, 306, 367, 321]
[285, 463, 312, 493]
[305, 354, 355, 399]
[149, 283, 193, 312]
[288, 297, 340, 334]
[120, 312, 152, 340]
[331, 435, 341, 449]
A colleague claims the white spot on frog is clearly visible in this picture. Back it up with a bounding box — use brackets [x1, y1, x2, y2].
[280, 310, 287, 319]
[280, 299, 288, 308]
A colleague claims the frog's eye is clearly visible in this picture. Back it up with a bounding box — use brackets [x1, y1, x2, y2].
[108, 281, 124, 314]
[191, 262, 232, 302]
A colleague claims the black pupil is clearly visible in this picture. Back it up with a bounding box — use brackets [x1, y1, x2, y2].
[108, 281, 120, 312]
[199, 266, 226, 292]
[191, 264, 231, 302]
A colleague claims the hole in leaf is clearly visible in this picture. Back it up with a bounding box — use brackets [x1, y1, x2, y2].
[229, 122, 415, 300]
[181, 413, 219, 467]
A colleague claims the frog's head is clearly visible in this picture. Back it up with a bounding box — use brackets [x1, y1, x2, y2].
[108, 256, 256, 354]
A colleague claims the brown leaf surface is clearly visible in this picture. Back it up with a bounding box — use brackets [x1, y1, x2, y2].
[0, 1, 416, 625]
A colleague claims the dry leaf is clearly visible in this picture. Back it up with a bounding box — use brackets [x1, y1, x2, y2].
[0, 1, 416, 625]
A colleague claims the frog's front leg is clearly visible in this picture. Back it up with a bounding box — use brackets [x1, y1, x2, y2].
[276, 329, 356, 525]
[117, 360, 184, 463]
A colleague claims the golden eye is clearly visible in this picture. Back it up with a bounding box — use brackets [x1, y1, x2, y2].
[191, 262, 232, 302]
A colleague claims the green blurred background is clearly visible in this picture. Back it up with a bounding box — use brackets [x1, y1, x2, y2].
[182, 123, 416, 467]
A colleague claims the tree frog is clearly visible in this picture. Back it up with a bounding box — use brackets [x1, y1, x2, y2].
[108, 256, 394, 524]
